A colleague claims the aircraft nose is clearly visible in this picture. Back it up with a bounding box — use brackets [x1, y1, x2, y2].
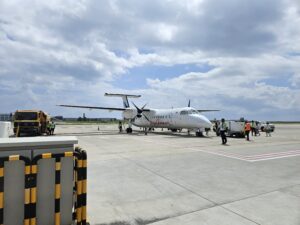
[197, 115, 212, 128]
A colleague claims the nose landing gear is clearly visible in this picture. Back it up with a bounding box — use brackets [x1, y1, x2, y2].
[126, 120, 133, 133]
[196, 131, 203, 137]
[126, 127, 133, 133]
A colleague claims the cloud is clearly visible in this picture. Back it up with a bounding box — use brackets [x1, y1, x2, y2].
[0, 0, 300, 120]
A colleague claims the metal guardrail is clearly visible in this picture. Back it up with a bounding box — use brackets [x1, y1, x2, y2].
[0, 148, 87, 225]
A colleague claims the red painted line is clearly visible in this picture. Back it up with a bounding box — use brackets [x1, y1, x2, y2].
[242, 150, 300, 160]
[242, 150, 300, 159]
[192, 148, 300, 162]
[247, 154, 300, 162]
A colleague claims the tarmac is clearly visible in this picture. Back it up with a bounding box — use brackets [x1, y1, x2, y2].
[56, 124, 300, 225]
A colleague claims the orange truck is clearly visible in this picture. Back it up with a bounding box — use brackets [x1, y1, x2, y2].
[13, 110, 50, 136]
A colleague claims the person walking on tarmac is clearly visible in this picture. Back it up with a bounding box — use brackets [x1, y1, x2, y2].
[251, 120, 256, 136]
[255, 121, 260, 136]
[220, 118, 228, 145]
[50, 121, 56, 135]
[46, 121, 51, 135]
[118, 121, 123, 133]
[245, 120, 251, 141]
[213, 119, 219, 136]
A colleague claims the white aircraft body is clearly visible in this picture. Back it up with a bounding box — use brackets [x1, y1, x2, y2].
[59, 93, 217, 136]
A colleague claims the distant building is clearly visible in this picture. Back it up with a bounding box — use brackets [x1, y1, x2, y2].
[54, 116, 64, 120]
[0, 113, 12, 121]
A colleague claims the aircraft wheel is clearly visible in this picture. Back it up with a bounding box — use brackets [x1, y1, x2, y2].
[196, 131, 203, 137]
[126, 128, 133, 133]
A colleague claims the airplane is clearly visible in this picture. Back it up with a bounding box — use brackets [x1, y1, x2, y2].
[58, 93, 219, 136]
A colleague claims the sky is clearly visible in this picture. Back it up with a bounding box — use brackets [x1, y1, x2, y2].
[1, 0, 300, 121]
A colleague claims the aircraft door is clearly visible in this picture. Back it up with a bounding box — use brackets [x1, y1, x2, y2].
[172, 111, 179, 127]
[168, 113, 173, 127]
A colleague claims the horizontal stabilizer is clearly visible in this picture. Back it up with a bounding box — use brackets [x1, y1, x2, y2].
[105, 93, 141, 108]
[104, 93, 141, 98]
[197, 109, 220, 112]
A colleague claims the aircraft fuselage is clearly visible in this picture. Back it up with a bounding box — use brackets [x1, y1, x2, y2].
[125, 107, 212, 131]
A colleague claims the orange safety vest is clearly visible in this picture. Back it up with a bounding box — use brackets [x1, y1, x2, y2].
[245, 122, 251, 131]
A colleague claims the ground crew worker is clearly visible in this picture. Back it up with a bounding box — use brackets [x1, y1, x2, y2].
[118, 121, 122, 132]
[255, 121, 260, 136]
[245, 120, 251, 141]
[251, 120, 256, 136]
[46, 121, 51, 135]
[220, 118, 228, 145]
[50, 121, 56, 135]
[213, 120, 218, 131]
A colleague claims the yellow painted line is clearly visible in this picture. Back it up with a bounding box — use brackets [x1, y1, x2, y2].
[24, 219, 30, 225]
[42, 153, 52, 159]
[78, 160, 83, 168]
[30, 218, 36, 225]
[76, 208, 82, 222]
[55, 162, 61, 171]
[55, 184, 61, 199]
[25, 189, 30, 204]
[0, 192, 3, 208]
[77, 181, 82, 194]
[55, 212, 60, 225]
[31, 165, 37, 174]
[9, 155, 20, 161]
[83, 180, 87, 194]
[31, 188, 37, 203]
[64, 151, 73, 157]
[82, 206, 87, 220]
[25, 166, 30, 175]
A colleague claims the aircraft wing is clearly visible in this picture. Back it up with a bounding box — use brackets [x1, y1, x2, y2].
[197, 109, 220, 112]
[58, 104, 126, 111]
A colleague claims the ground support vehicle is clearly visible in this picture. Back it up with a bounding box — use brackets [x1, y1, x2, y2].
[226, 120, 245, 138]
[13, 110, 50, 136]
[259, 122, 275, 132]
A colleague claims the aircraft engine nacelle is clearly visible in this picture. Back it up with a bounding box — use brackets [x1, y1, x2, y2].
[122, 109, 137, 119]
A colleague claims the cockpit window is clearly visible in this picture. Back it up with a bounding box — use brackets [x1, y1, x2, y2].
[180, 110, 188, 115]
[180, 110, 199, 115]
[189, 109, 199, 114]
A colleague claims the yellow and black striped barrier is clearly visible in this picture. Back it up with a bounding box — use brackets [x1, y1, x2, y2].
[74, 150, 83, 225]
[0, 150, 88, 225]
[81, 150, 87, 225]
[32, 151, 87, 225]
[74, 148, 87, 225]
[0, 155, 31, 225]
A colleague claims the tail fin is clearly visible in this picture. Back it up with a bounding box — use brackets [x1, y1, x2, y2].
[104, 93, 141, 108]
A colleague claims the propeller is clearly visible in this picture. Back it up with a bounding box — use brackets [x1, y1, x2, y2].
[131, 102, 150, 122]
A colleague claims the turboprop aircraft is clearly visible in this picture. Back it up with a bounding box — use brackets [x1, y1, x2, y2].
[59, 93, 218, 136]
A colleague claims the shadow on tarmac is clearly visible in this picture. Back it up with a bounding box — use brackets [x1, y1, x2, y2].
[56, 129, 213, 138]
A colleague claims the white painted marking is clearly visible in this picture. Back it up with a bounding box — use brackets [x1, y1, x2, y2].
[189, 148, 300, 162]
